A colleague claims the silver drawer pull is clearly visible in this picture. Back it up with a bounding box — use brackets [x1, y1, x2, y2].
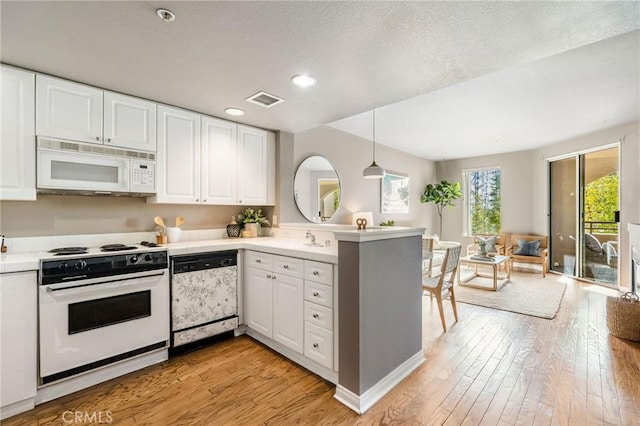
[313, 343, 319, 349]
[312, 313, 319, 318]
[272, 275, 276, 280]
[267, 274, 272, 279]
[283, 264, 289, 269]
[256, 259, 261, 263]
[313, 291, 319, 297]
[312, 270, 319, 276]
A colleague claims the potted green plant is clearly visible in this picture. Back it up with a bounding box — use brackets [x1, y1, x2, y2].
[420, 180, 462, 237]
[237, 208, 270, 238]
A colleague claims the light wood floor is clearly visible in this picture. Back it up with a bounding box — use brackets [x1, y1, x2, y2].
[5, 273, 640, 425]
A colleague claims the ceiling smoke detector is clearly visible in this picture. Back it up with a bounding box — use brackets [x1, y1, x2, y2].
[245, 91, 284, 108]
[156, 8, 175, 22]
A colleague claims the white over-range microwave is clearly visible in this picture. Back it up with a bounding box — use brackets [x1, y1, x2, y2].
[36, 137, 156, 196]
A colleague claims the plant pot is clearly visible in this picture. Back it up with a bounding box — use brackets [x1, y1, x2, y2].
[226, 223, 241, 238]
[244, 223, 261, 238]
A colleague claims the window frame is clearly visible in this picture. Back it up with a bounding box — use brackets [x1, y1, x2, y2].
[462, 166, 502, 237]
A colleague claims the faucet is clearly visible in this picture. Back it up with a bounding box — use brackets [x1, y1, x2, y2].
[305, 230, 317, 245]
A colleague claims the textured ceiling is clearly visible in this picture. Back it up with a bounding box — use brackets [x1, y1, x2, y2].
[1, 1, 639, 158]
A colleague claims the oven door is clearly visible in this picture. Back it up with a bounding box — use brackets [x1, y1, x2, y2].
[39, 270, 169, 384]
[37, 147, 129, 193]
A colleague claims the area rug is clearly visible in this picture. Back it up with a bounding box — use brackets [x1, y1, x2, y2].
[454, 271, 567, 319]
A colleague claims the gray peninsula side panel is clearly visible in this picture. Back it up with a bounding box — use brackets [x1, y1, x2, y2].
[359, 235, 423, 392]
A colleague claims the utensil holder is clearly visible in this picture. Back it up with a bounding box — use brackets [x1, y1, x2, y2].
[166, 227, 182, 243]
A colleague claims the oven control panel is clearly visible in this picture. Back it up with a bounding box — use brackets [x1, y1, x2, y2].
[40, 250, 168, 285]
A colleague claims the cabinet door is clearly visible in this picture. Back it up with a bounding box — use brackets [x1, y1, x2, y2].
[1, 271, 37, 408]
[103, 91, 156, 152]
[150, 105, 201, 204]
[244, 266, 273, 338]
[36, 75, 102, 143]
[0, 66, 36, 201]
[237, 125, 267, 205]
[201, 116, 237, 204]
[273, 274, 304, 353]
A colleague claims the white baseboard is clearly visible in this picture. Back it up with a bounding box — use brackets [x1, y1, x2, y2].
[36, 349, 168, 405]
[334, 350, 424, 414]
[0, 397, 35, 420]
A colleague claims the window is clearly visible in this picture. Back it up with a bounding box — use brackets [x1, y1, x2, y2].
[464, 167, 501, 235]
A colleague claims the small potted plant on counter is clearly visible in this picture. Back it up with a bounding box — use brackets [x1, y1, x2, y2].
[237, 208, 270, 238]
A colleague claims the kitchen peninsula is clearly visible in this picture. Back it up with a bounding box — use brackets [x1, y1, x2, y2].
[0, 226, 424, 418]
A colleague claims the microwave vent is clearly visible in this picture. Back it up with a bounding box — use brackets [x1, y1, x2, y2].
[37, 137, 155, 161]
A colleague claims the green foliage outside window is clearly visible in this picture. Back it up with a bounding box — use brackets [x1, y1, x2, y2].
[467, 169, 501, 235]
[584, 173, 618, 234]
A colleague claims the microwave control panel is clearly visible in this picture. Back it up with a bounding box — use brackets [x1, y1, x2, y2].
[130, 161, 156, 193]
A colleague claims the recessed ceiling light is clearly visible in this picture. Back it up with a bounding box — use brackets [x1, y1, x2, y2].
[291, 74, 317, 88]
[225, 108, 245, 116]
[156, 8, 176, 22]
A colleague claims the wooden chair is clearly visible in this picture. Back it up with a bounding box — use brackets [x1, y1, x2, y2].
[466, 233, 506, 256]
[507, 234, 548, 277]
[422, 244, 461, 332]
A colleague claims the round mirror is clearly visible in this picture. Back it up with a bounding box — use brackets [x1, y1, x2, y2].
[294, 156, 341, 223]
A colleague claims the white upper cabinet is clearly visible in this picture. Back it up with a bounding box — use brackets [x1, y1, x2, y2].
[36, 75, 156, 151]
[150, 105, 201, 204]
[237, 125, 274, 206]
[201, 116, 237, 204]
[151, 116, 275, 206]
[0, 66, 36, 201]
[36, 75, 103, 144]
[103, 92, 156, 152]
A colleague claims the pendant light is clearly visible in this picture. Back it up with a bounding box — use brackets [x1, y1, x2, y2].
[362, 108, 386, 179]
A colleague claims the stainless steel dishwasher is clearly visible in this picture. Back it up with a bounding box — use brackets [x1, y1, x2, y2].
[170, 250, 238, 348]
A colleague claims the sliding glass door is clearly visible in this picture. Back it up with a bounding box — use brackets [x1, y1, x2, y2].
[549, 145, 619, 286]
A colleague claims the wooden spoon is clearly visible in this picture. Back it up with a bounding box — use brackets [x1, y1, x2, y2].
[154, 216, 166, 229]
[175, 216, 185, 227]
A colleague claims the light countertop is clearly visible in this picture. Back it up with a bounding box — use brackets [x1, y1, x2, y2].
[0, 237, 339, 274]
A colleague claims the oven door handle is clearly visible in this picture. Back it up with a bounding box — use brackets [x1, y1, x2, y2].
[45, 271, 166, 293]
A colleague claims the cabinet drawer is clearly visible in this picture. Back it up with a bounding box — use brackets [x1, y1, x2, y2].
[304, 301, 333, 331]
[304, 281, 333, 308]
[304, 261, 333, 286]
[245, 250, 273, 271]
[304, 322, 333, 369]
[274, 255, 304, 279]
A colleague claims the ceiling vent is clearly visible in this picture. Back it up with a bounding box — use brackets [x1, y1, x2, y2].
[246, 91, 284, 108]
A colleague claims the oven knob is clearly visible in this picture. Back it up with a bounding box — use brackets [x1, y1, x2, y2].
[130, 256, 139, 264]
[75, 260, 87, 270]
[144, 254, 153, 262]
[58, 263, 69, 271]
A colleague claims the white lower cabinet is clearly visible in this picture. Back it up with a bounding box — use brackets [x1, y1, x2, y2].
[303, 261, 335, 370]
[273, 274, 304, 353]
[244, 250, 335, 371]
[0, 271, 37, 419]
[244, 266, 273, 338]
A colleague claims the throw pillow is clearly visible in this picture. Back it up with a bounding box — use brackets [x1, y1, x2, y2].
[514, 239, 541, 256]
[476, 235, 497, 253]
[431, 234, 441, 250]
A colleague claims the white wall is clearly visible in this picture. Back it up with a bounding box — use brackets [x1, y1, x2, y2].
[436, 121, 639, 286]
[287, 126, 438, 230]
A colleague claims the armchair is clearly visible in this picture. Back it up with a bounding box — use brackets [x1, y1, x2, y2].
[507, 234, 548, 277]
